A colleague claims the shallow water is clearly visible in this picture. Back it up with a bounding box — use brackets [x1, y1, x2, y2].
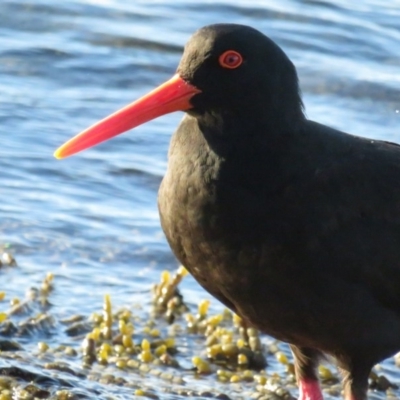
[1, 0, 400, 398]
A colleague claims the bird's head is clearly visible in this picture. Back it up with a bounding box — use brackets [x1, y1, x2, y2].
[55, 24, 303, 159]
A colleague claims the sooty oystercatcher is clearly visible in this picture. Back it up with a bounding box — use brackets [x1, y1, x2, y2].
[55, 24, 400, 400]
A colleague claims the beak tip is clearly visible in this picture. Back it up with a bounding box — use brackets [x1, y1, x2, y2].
[54, 148, 64, 159]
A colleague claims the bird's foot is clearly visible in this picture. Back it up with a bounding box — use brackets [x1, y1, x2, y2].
[298, 379, 324, 400]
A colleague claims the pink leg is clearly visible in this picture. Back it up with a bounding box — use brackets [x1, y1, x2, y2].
[298, 379, 324, 400]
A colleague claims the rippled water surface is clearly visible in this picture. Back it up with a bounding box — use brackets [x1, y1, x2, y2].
[1, 0, 400, 398]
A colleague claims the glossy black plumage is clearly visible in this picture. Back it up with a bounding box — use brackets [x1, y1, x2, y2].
[158, 24, 400, 400]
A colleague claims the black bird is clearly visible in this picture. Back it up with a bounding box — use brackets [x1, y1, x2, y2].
[55, 24, 400, 400]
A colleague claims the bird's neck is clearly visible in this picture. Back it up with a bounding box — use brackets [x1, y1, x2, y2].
[191, 108, 304, 158]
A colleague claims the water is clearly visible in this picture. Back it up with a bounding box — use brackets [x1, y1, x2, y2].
[0, 0, 400, 398]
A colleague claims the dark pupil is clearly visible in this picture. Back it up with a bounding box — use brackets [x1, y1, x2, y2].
[227, 55, 237, 64]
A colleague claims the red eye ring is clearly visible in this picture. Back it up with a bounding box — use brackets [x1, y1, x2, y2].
[218, 50, 243, 69]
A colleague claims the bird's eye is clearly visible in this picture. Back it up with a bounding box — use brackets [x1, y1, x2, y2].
[218, 50, 243, 69]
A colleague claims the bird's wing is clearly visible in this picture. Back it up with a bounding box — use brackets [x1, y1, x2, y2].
[289, 123, 400, 314]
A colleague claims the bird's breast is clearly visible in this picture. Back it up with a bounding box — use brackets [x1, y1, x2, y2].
[159, 136, 227, 272]
[157, 117, 330, 345]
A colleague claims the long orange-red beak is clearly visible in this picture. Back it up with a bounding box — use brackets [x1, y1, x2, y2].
[54, 74, 201, 159]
